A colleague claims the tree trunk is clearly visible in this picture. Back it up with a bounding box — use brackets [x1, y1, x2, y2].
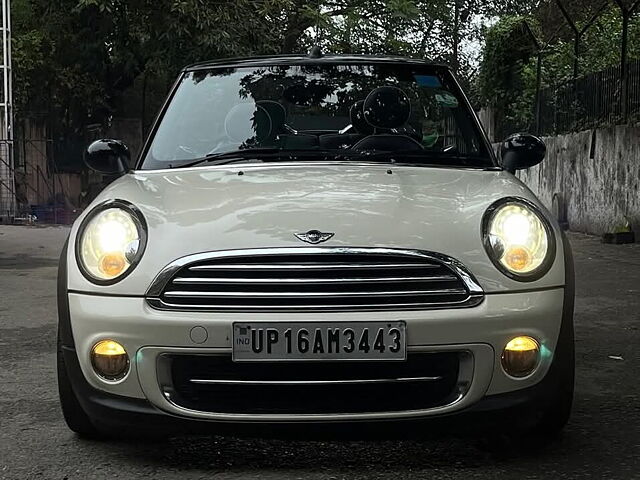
[452, 0, 460, 72]
[282, 2, 316, 53]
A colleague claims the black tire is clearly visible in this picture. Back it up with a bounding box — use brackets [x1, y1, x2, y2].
[527, 234, 575, 443]
[487, 333, 574, 456]
[482, 232, 575, 455]
[57, 332, 169, 442]
[531, 388, 573, 440]
[479, 375, 574, 456]
[527, 348, 575, 441]
[57, 330, 103, 439]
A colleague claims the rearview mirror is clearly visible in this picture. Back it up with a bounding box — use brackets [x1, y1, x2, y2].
[500, 133, 546, 174]
[85, 139, 131, 175]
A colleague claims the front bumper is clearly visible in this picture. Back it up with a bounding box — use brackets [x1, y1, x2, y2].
[65, 288, 564, 423]
[60, 334, 569, 438]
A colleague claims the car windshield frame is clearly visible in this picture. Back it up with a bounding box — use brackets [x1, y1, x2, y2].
[136, 57, 498, 171]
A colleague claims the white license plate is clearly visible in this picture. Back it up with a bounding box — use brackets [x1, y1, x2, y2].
[232, 322, 406, 362]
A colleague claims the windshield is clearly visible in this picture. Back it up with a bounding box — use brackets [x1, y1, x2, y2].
[140, 63, 494, 169]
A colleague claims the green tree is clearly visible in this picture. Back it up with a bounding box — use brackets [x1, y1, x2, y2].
[477, 2, 640, 135]
[478, 15, 539, 134]
[13, 0, 537, 141]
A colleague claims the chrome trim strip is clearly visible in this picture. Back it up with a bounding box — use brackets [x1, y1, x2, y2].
[136, 345, 494, 422]
[163, 389, 466, 420]
[172, 274, 457, 284]
[188, 262, 440, 271]
[163, 288, 467, 298]
[146, 295, 485, 312]
[190, 376, 443, 386]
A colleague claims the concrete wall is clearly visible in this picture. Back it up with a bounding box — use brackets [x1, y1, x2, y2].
[517, 126, 640, 235]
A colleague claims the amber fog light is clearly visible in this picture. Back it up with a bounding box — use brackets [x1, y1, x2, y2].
[91, 340, 129, 380]
[502, 336, 540, 378]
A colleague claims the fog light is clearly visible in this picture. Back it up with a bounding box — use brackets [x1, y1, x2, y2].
[502, 336, 540, 378]
[91, 340, 129, 380]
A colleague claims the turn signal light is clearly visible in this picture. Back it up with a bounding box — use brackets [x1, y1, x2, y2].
[503, 246, 532, 272]
[91, 340, 129, 380]
[502, 336, 540, 378]
[99, 252, 127, 278]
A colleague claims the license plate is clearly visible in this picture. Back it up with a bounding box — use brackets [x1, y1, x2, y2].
[232, 322, 406, 362]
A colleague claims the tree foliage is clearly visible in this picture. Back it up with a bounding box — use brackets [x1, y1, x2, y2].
[12, 0, 534, 138]
[478, 16, 539, 131]
[477, 1, 640, 134]
[14, 0, 289, 127]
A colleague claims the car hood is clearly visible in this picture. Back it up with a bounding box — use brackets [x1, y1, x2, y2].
[67, 162, 565, 294]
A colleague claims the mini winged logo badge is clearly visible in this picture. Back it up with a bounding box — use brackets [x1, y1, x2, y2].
[294, 230, 335, 244]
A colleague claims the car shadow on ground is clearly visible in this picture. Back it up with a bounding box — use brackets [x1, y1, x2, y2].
[77, 431, 574, 474]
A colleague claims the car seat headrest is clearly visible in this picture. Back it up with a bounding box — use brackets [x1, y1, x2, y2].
[224, 103, 272, 144]
[349, 100, 374, 135]
[363, 86, 411, 130]
[256, 100, 286, 132]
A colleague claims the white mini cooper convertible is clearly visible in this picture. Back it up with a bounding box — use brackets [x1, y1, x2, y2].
[57, 53, 574, 441]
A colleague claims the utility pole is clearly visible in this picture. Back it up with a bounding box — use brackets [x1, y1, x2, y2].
[0, 0, 14, 221]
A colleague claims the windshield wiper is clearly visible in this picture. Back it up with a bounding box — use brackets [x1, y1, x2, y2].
[174, 148, 492, 169]
[177, 148, 356, 169]
[359, 150, 492, 167]
[178, 148, 284, 168]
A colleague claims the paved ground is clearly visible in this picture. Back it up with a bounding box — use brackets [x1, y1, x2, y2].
[1, 225, 639, 480]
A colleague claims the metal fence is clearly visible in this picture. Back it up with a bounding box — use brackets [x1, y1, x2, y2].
[538, 63, 623, 135]
[496, 59, 640, 138]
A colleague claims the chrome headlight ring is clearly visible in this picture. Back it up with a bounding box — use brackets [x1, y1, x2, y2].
[482, 197, 556, 282]
[75, 199, 148, 285]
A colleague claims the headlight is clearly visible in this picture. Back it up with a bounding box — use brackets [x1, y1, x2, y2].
[76, 200, 147, 284]
[482, 198, 555, 281]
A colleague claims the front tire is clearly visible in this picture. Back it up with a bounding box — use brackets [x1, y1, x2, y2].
[57, 331, 102, 439]
[483, 325, 574, 455]
[527, 348, 574, 441]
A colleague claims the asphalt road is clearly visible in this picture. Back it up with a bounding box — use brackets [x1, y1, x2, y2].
[1, 226, 639, 480]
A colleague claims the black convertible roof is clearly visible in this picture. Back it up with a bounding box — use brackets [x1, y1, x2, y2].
[183, 54, 450, 72]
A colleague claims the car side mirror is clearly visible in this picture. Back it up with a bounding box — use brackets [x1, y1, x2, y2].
[85, 139, 131, 175]
[500, 133, 546, 174]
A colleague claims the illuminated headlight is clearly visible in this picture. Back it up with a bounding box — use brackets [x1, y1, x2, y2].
[76, 200, 147, 284]
[482, 198, 555, 281]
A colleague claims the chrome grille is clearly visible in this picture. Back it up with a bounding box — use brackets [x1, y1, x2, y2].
[146, 248, 484, 312]
[162, 352, 465, 414]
